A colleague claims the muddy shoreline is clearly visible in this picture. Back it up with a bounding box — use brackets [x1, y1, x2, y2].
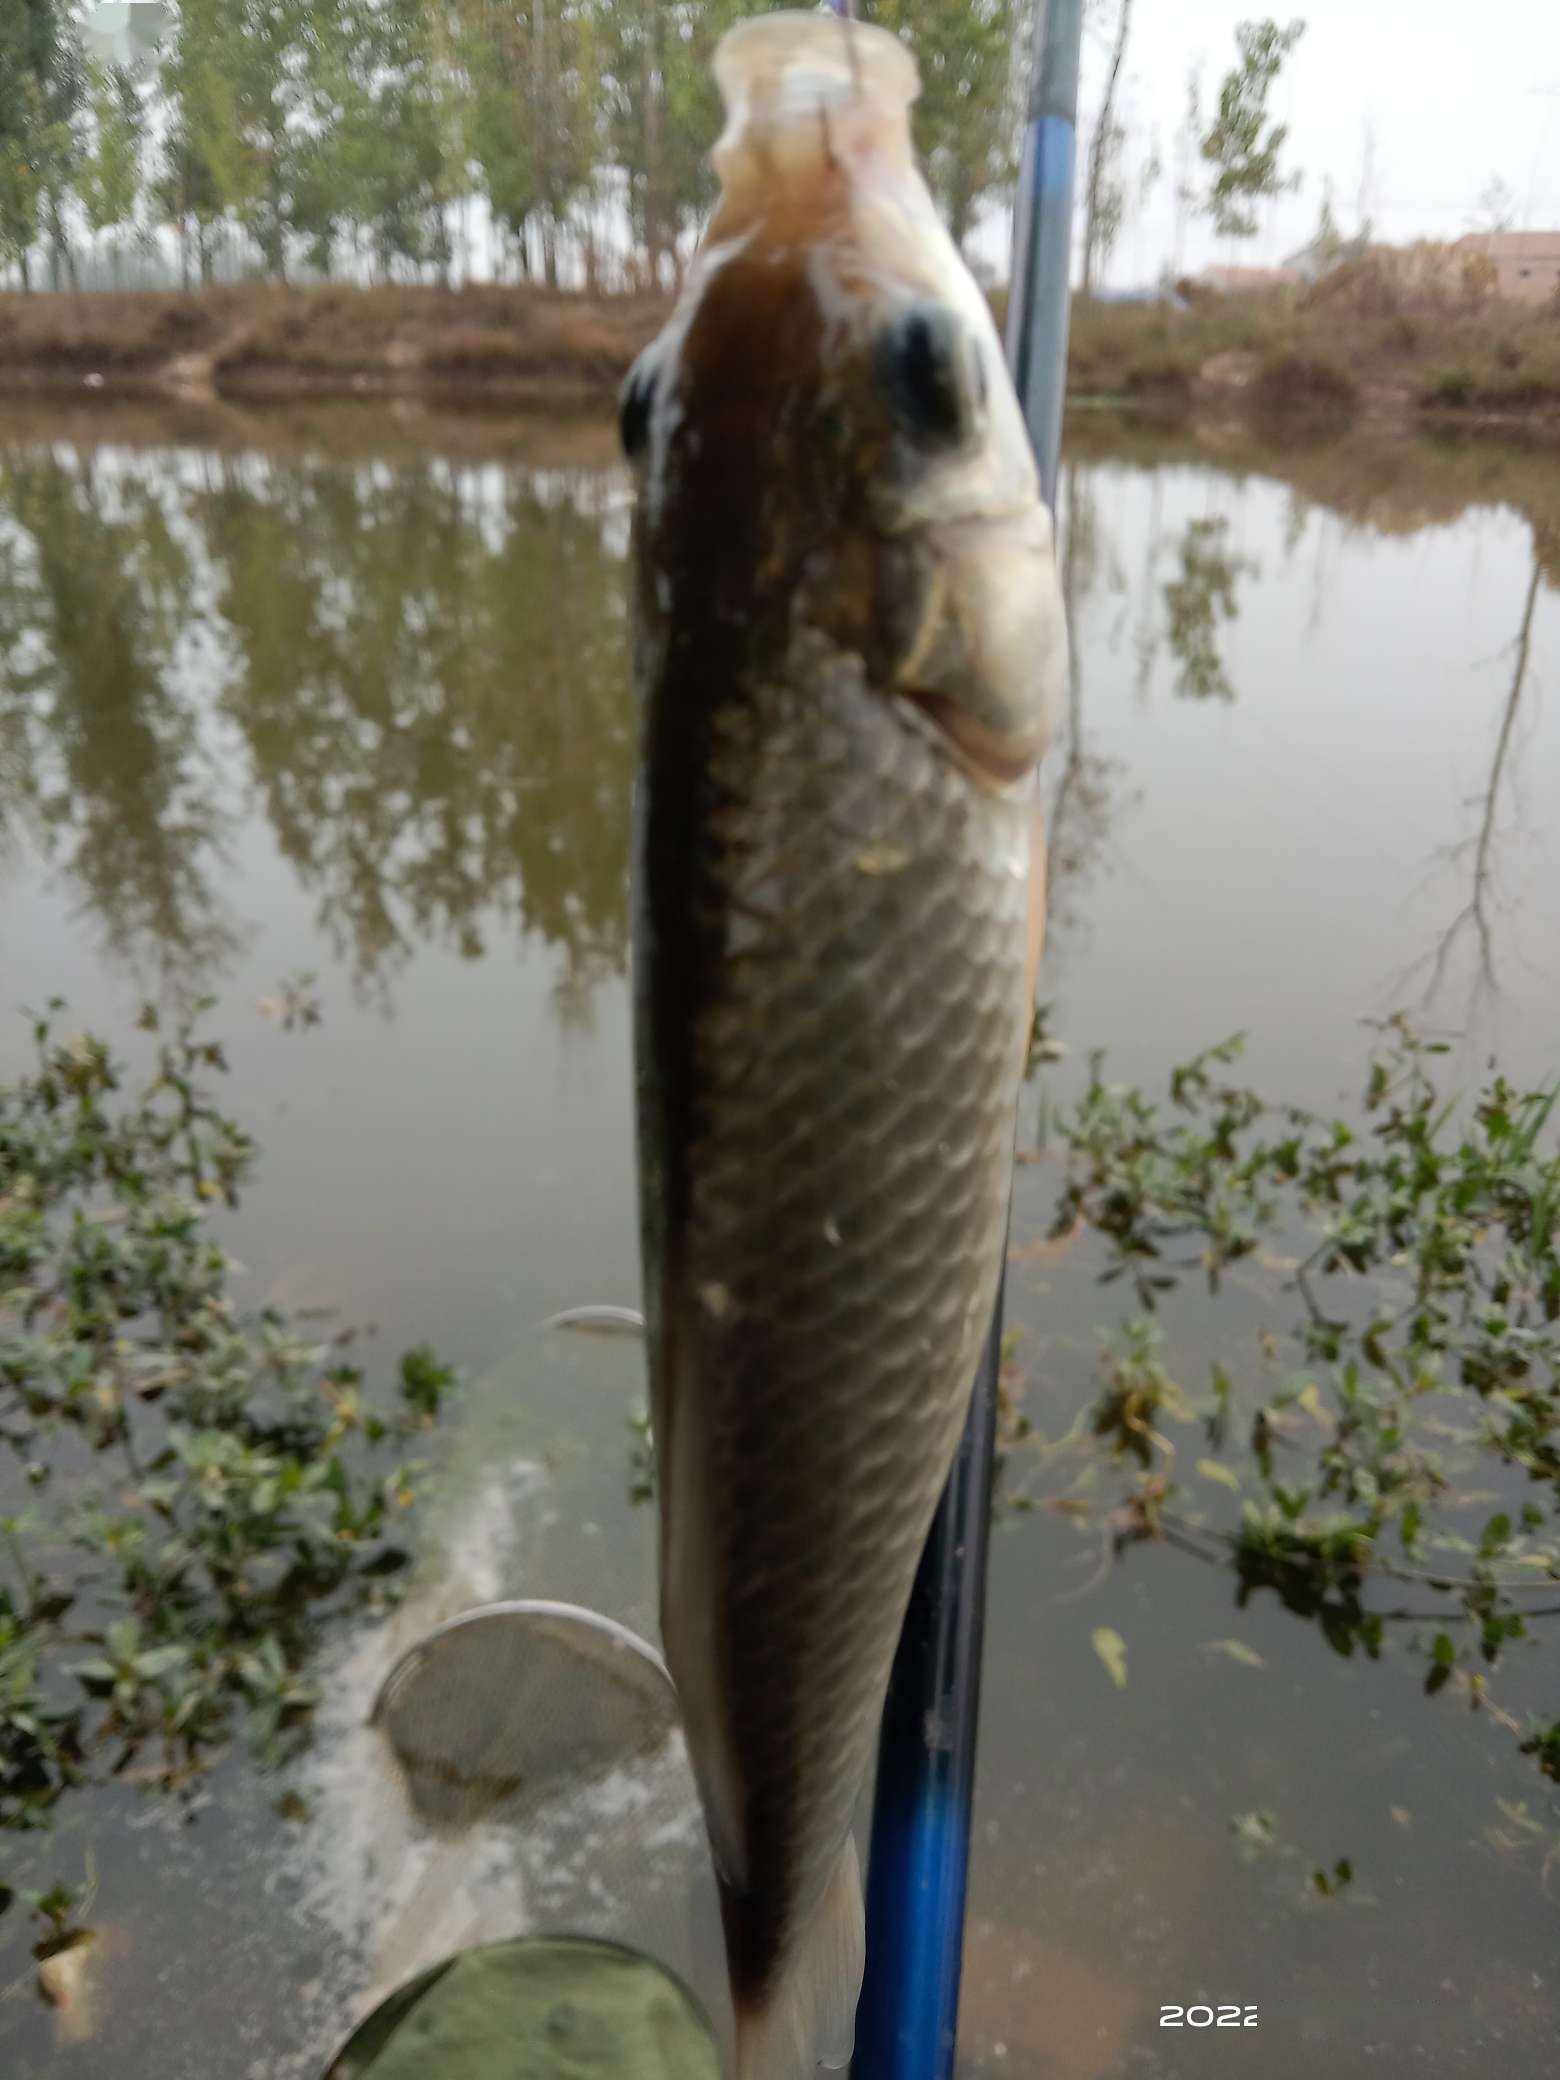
[3, 279, 1558, 438]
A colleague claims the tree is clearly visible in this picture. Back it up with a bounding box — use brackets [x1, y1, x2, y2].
[457, 0, 541, 275]
[80, 63, 146, 280]
[224, 0, 315, 280]
[38, 9, 87, 289]
[0, 1, 80, 292]
[156, 0, 245, 286]
[875, 0, 1031, 253]
[1, 0, 1092, 295]
[1081, 0, 1133, 297]
[291, 0, 460, 283]
[1200, 16, 1305, 242]
[599, 0, 745, 288]
[455, 0, 602, 284]
[1353, 116, 1378, 244]
[1169, 62, 1201, 280]
[1471, 174, 1517, 234]
[1305, 178, 1348, 273]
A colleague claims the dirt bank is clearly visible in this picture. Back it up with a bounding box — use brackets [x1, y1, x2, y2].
[1, 271, 1557, 435]
[0, 282, 667, 405]
[1059, 263, 1560, 433]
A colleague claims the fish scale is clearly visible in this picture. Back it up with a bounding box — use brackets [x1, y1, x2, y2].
[660, 652, 1029, 1969]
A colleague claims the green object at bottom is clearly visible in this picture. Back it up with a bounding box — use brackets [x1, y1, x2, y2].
[325, 1936, 722, 2080]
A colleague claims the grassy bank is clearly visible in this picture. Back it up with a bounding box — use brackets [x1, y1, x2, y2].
[1, 268, 1557, 430]
[1062, 263, 1560, 429]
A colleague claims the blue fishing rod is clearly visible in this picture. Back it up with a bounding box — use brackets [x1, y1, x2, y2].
[851, 5, 1083, 2076]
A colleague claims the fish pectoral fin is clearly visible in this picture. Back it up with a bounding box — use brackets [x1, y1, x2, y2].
[732, 1837, 864, 2078]
[538, 1305, 647, 1339]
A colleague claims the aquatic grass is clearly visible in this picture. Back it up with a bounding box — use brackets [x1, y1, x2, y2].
[1015, 1016, 1560, 1779]
[0, 1001, 454, 1896]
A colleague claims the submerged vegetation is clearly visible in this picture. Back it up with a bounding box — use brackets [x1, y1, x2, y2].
[1008, 1018, 1560, 1788]
[0, 1003, 453, 1926]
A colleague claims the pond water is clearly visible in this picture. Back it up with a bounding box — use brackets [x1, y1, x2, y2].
[0, 398, 1557, 2078]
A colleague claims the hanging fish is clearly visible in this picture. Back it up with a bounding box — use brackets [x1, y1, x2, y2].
[622, 14, 1066, 2075]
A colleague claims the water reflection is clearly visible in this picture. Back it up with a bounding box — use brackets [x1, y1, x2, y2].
[202, 456, 632, 1016]
[1161, 515, 1255, 703]
[2, 404, 1559, 2080]
[1400, 539, 1550, 1029]
[0, 432, 631, 1020]
[1045, 418, 1560, 1076]
[5, 411, 1555, 1041]
[0, 449, 242, 985]
[1044, 463, 1136, 971]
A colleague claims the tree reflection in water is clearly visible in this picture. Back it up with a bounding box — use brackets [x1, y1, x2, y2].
[198, 452, 633, 1020]
[1042, 460, 1136, 970]
[0, 438, 633, 1023]
[2, 415, 1555, 1040]
[1161, 512, 1256, 703]
[1401, 525, 1554, 1030]
[0, 448, 244, 992]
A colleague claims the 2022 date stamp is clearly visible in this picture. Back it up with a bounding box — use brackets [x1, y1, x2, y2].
[1160, 2005, 1258, 2028]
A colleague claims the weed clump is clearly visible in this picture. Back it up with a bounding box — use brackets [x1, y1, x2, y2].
[1252, 350, 1359, 421]
[1010, 1019, 1560, 1779]
[0, 1001, 454, 1856]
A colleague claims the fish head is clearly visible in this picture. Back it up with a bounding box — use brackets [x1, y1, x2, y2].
[620, 9, 1063, 789]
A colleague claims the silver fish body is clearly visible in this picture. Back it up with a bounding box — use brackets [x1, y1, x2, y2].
[623, 15, 1066, 2073]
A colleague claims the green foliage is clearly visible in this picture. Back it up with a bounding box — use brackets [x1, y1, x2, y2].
[78, 62, 143, 242]
[154, 0, 244, 285]
[0, 0, 81, 289]
[1200, 17, 1306, 241]
[596, 0, 751, 285]
[294, 0, 463, 281]
[874, 0, 1033, 251]
[2, 0, 1026, 287]
[1016, 1018, 1560, 1780]
[454, 0, 604, 282]
[1090, 1316, 1191, 1466]
[0, 1001, 453, 1848]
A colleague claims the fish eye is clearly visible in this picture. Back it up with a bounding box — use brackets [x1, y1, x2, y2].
[875, 302, 984, 450]
[620, 351, 658, 460]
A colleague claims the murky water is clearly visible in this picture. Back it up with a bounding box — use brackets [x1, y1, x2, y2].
[1, 401, 1556, 2077]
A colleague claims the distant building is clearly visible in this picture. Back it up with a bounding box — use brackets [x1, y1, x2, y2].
[1195, 265, 1300, 295]
[1454, 232, 1560, 304]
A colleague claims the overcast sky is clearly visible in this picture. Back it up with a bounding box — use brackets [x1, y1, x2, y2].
[1052, 0, 1560, 285]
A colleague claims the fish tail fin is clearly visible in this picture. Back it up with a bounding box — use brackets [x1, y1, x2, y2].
[732, 1837, 864, 2079]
